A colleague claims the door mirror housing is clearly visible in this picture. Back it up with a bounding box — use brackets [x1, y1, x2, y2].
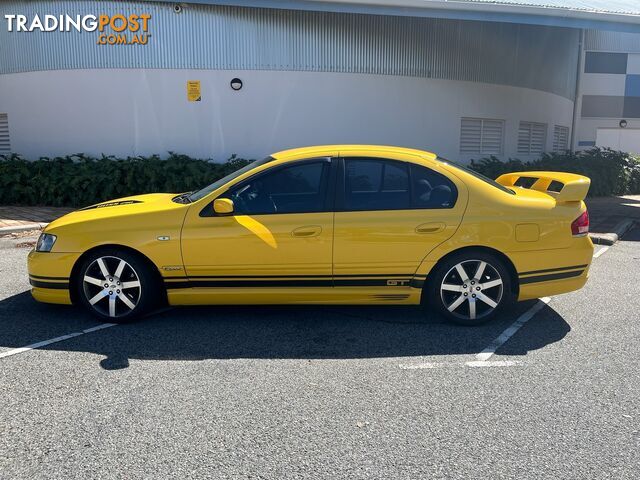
[213, 198, 234, 215]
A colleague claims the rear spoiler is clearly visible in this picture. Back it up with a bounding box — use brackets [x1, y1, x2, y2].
[496, 171, 590, 203]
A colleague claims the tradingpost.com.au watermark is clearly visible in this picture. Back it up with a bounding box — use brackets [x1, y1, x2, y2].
[3, 13, 152, 45]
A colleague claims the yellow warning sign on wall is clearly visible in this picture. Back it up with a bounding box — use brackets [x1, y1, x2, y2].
[187, 80, 201, 102]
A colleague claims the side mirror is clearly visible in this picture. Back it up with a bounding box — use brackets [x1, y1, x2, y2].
[213, 198, 234, 215]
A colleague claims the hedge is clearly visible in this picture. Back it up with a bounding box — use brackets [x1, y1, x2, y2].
[0, 153, 251, 207]
[1, 148, 639, 207]
[468, 148, 640, 197]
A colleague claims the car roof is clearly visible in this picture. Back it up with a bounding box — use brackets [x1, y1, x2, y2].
[271, 145, 438, 161]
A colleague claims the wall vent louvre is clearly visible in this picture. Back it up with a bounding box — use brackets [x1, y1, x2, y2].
[460, 118, 504, 156]
[517, 121, 547, 155]
[552, 125, 570, 152]
[0, 114, 10, 155]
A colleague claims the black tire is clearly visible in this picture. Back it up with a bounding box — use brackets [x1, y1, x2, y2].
[424, 250, 515, 326]
[75, 248, 159, 323]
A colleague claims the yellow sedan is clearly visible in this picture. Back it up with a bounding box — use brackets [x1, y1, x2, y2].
[28, 145, 593, 325]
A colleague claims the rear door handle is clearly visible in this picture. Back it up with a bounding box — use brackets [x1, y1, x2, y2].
[292, 225, 322, 237]
[415, 222, 446, 234]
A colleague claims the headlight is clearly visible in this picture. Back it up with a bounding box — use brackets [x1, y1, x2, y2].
[35, 233, 57, 252]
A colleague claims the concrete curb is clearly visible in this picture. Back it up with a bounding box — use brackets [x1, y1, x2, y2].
[0, 223, 47, 235]
[589, 219, 637, 246]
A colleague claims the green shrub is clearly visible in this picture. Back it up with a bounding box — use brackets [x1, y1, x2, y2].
[469, 148, 640, 197]
[2, 147, 638, 206]
[0, 153, 251, 207]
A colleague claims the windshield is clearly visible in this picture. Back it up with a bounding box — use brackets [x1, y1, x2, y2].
[437, 157, 515, 195]
[188, 156, 276, 202]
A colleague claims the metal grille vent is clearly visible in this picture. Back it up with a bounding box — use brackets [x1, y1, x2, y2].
[518, 121, 547, 155]
[460, 118, 504, 156]
[552, 125, 570, 152]
[0, 114, 10, 155]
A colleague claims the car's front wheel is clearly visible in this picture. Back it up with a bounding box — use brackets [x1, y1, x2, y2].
[76, 249, 158, 323]
[425, 251, 515, 326]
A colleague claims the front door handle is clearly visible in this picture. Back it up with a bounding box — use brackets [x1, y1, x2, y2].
[416, 222, 446, 234]
[292, 225, 322, 238]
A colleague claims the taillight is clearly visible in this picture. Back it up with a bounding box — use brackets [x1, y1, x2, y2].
[571, 210, 589, 236]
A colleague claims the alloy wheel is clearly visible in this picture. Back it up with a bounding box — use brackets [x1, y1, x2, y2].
[82, 256, 142, 318]
[440, 259, 504, 321]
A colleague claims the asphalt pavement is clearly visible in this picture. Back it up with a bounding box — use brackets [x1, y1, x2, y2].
[0, 230, 639, 479]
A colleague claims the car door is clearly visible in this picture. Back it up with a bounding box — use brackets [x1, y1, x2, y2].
[180, 158, 335, 288]
[332, 155, 466, 287]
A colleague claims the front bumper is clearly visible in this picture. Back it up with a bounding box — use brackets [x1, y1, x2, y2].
[27, 250, 80, 305]
[30, 286, 72, 305]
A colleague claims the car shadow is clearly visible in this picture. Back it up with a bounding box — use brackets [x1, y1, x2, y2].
[0, 291, 570, 370]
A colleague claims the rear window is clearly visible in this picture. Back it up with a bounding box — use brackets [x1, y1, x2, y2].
[437, 157, 515, 195]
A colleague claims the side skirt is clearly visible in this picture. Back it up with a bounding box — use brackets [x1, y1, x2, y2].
[167, 286, 422, 306]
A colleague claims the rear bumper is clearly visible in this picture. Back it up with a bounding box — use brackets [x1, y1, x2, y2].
[509, 236, 593, 301]
[517, 267, 589, 301]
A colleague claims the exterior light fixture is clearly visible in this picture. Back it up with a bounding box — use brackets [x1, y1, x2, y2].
[620, 119, 628, 128]
[230, 78, 243, 91]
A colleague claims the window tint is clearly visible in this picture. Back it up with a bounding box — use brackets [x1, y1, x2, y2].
[383, 162, 409, 192]
[438, 157, 514, 195]
[228, 161, 329, 215]
[411, 164, 457, 209]
[344, 159, 410, 211]
[189, 156, 275, 202]
[347, 159, 383, 193]
[342, 158, 456, 211]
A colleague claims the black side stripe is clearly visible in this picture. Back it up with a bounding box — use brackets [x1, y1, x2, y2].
[164, 278, 418, 289]
[519, 264, 588, 277]
[163, 274, 426, 289]
[519, 270, 584, 285]
[165, 273, 415, 280]
[29, 279, 70, 289]
[29, 274, 70, 281]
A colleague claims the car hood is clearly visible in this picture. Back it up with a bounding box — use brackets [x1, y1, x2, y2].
[45, 193, 186, 230]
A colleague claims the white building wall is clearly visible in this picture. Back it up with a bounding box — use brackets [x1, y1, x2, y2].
[576, 117, 640, 150]
[0, 69, 574, 161]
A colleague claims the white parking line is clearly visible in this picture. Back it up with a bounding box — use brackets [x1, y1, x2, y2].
[404, 250, 607, 371]
[399, 362, 446, 369]
[593, 246, 609, 258]
[0, 323, 116, 360]
[475, 297, 551, 362]
[465, 360, 520, 368]
[399, 360, 522, 369]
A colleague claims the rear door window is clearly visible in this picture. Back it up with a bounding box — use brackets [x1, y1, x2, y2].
[341, 158, 457, 211]
[344, 159, 410, 211]
[410, 164, 457, 209]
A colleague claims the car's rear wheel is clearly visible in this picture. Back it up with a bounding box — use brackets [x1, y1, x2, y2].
[76, 249, 158, 323]
[425, 251, 514, 326]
